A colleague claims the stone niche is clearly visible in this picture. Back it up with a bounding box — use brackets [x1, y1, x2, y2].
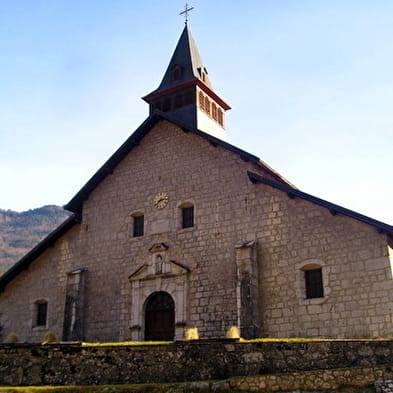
[127, 243, 190, 341]
[63, 268, 86, 341]
[235, 240, 260, 339]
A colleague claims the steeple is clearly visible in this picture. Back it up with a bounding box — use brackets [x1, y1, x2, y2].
[142, 24, 231, 140]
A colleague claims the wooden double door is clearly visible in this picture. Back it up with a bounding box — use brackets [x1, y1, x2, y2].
[144, 292, 175, 341]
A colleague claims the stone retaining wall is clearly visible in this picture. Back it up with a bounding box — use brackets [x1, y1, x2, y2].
[1, 340, 393, 386]
[231, 366, 393, 392]
[376, 380, 393, 393]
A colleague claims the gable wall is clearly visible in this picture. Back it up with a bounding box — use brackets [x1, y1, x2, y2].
[77, 119, 393, 340]
[65, 121, 263, 340]
[1, 120, 392, 341]
[248, 184, 393, 338]
[1, 121, 264, 342]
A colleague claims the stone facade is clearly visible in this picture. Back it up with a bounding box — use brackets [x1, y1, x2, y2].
[0, 25, 392, 343]
[0, 120, 392, 343]
[254, 191, 393, 338]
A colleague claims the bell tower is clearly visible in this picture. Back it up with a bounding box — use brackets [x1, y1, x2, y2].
[142, 24, 231, 140]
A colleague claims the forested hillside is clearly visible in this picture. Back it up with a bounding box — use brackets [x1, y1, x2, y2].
[0, 206, 71, 275]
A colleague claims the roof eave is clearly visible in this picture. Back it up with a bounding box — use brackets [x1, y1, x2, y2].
[0, 214, 79, 293]
[196, 80, 231, 110]
[142, 79, 231, 111]
[64, 112, 293, 215]
[142, 80, 196, 102]
[64, 115, 165, 213]
[248, 171, 393, 236]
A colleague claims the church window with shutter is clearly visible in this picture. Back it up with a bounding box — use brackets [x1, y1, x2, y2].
[212, 103, 217, 120]
[199, 91, 205, 111]
[217, 108, 223, 126]
[204, 96, 210, 115]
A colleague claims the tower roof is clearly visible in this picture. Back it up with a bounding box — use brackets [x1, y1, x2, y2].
[143, 24, 230, 112]
[151, 24, 211, 95]
[142, 23, 230, 138]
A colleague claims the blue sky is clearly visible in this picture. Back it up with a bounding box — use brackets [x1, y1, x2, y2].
[1, 1, 392, 224]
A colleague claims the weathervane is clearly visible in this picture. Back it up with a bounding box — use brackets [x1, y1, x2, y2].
[179, 3, 194, 24]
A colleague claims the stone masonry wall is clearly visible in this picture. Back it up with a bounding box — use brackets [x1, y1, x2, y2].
[231, 366, 393, 392]
[72, 121, 270, 341]
[0, 121, 275, 342]
[1, 340, 393, 387]
[0, 225, 81, 343]
[0, 120, 392, 343]
[249, 185, 393, 338]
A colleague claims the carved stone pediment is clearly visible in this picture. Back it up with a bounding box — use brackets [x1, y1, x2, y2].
[149, 243, 169, 253]
[235, 240, 255, 249]
[128, 264, 148, 280]
[128, 260, 190, 282]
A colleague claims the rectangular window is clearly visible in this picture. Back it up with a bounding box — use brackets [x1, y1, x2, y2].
[182, 206, 194, 229]
[212, 103, 217, 120]
[205, 97, 210, 115]
[133, 215, 144, 237]
[199, 92, 205, 111]
[36, 302, 47, 327]
[217, 109, 223, 126]
[305, 268, 324, 299]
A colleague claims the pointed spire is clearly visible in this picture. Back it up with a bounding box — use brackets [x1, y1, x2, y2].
[149, 24, 212, 95]
[142, 24, 231, 140]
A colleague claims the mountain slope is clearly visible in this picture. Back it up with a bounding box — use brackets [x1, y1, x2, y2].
[0, 205, 71, 275]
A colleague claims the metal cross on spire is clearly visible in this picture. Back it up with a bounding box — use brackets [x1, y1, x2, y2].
[179, 3, 194, 24]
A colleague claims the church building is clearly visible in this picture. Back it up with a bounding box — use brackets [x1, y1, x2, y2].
[1, 24, 393, 343]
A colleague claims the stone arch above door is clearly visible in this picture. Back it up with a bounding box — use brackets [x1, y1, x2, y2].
[126, 250, 190, 341]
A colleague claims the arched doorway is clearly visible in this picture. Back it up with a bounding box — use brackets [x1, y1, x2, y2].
[144, 291, 175, 341]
